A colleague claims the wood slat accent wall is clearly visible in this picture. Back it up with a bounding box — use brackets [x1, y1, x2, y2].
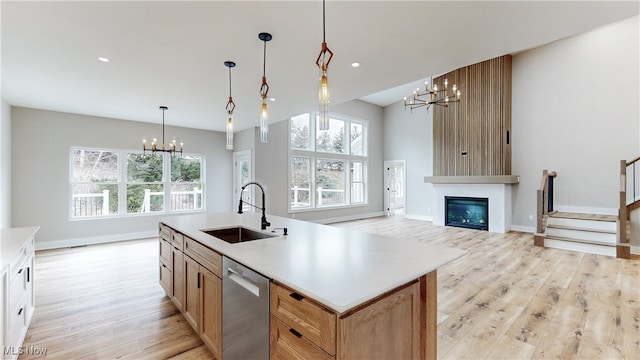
[433, 55, 512, 176]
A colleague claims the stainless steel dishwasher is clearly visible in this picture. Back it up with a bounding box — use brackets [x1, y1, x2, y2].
[222, 256, 270, 360]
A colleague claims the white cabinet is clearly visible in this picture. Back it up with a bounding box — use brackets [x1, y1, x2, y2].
[1, 227, 38, 360]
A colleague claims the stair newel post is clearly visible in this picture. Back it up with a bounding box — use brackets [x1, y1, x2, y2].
[617, 159, 630, 259]
[547, 171, 557, 213]
[536, 169, 548, 235]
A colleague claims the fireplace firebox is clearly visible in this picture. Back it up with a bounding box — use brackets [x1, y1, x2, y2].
[445, 196, 489, 231]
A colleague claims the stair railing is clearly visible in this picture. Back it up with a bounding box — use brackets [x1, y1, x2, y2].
[536, 169, 557, 234]
[619, 156, 640, 246]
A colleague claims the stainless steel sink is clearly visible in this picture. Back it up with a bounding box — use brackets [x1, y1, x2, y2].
[201, 226, 276, 244]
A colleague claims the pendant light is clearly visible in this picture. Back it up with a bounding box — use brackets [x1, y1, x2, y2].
[142, 106, 183, 156]
[258, 32, 272, 144]
[315, 0, 333, 131]
[224, 61, 236, 150]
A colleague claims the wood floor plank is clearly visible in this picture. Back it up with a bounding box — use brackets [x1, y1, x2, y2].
[18, 217, 639, 360]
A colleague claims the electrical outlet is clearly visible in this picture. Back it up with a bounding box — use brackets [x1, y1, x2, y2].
[528, 214, 533, 220]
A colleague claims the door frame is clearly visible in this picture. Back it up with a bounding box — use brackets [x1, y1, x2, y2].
[233, 150, 253, 211]
[383, 160, 407, 216]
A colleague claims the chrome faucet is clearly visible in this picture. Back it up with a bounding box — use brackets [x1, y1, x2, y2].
[237, 182, 271, 230]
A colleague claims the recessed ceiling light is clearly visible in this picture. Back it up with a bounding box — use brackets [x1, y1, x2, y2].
[269, 98, 276, 102]
[351, 62, 360, 68]
[98, 57, 110, 63]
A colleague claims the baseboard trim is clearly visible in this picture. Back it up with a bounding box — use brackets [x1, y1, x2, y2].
[403, 214, 433, 222]
[510, 225, 535, 233]
[316, 211, 386, 225]
[36, 230, 157, 251]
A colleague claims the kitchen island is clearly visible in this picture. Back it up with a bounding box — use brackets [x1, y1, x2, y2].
[160, 212, 465, 360]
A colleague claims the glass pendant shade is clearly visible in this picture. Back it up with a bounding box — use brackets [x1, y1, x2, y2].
[318, 71, 330, 130]
[226, 116, 233, 150]
[260, 101, 269, 143]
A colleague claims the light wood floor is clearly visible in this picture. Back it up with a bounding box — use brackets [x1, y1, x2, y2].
[20, 216, 640, 359]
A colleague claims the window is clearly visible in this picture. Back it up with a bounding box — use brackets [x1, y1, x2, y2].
[316, 159, 346, 206]
[171, 155, 203, 211]
[127, 153, 164, 213]
[71, 149, 119, 217]
[290, 157, 312, 208]
[289, 113, 367, 211]
[70, 147, 204, 219]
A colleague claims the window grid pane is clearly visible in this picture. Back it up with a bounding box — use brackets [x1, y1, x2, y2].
[291, 113, 312, 150]
[316, 118, 345, 154]
[350, 122, 365, 156]
[291, 157, 312, 208]
[127, 183, 164, 213]
[351, 161, 365, 204]
[316, 159, 346, 206]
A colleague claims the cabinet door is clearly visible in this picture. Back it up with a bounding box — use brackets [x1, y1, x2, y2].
[183, 255, 200, 332]
[171, 247, 185, 312]
[159, 259, 172, 296]
[337, 282, 420, 360]
[199, 268, 221, 359]
[25, 254, 35, 324]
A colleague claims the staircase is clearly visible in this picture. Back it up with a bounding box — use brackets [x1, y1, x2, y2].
[534, 160, 638, 259]
[544, 212, 618, 257]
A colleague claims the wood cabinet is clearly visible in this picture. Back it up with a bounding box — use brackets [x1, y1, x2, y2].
[159, 223, 221, 360]
[270, 279, 427, 360]
[160, 222, 439, 360]
[171, 247, 184, 311]
[183, 254, 200, 331]
[1, 227, 38, 360]
[199, 267, 222, 357]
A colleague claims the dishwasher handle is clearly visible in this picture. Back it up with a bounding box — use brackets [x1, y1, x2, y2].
[227, 267, 260, 297]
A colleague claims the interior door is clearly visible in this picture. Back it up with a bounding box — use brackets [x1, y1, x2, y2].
[233, 150, 253, 212]
[384, 160, 406, 216]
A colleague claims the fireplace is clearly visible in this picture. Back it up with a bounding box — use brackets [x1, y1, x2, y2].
[445, 196, 489, 231]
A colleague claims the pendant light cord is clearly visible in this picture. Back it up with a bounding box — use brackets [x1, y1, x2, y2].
[228, 67, 232, 97]
[263, 41, 267, 77]
[322, 0, 326, 42]
[161, 107, 165, 146]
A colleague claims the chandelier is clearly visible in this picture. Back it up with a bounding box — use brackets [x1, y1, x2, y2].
[143, 106, 183, 156]
[316, 0, 333, 130]
[403, 78, 461, 112]
[224, 61, 236, 150]
[258, 32, 272, 144]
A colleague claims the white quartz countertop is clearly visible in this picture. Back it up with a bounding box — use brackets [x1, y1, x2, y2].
[1, 226, 39, 269]
[161, 213, 465, 314]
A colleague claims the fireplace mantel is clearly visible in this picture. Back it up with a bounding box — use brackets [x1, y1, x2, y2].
[424, 175, 519, 184]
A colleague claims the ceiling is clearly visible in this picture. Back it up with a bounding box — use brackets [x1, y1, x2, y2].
[2, 1, 638, 132]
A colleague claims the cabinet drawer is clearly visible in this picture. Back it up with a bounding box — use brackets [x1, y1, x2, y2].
[270, 282, 336, 355]
[172, 231, 184, 250]
[159, 223, 172, 240]
[183, 237, 221, 277]
[159, 237, 172, 264]
[10, 245, 28, 280]
[270, 315, 333, 360]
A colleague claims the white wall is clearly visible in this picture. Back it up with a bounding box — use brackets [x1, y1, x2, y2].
[511, 15, 639, 229]
[11, 107, 232, 247]
[383, 101, 434, 220]
[0, 98, 11, 228]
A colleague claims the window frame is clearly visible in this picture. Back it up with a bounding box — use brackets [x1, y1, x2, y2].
[288, 113, 368, 213]
[69, 147, 206, 220]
